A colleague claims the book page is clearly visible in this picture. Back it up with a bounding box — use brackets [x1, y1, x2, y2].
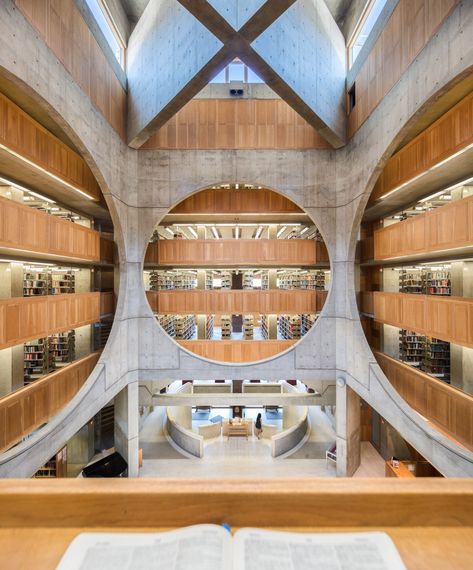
[56, 524, 233, 570]
[233, 529, 407, 570]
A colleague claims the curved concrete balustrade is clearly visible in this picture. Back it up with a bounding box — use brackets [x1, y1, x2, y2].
[166, 409, 203, 458]
[272, 410, 309, 457]
[197, 421, 222, 439]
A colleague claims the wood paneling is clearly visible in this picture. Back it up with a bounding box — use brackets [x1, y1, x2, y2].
[100, 291, 115, 316]
[141, 99, 331, 150]
[146, 239, 328, 266]
[374, 194, 473, 260]
[170, 188, 304, 215]
[147, 289, 326, 315]
[0, 292, 101, 349]
[0, 92, 101, 201]
[0, 352, 100, 453]
[375, 351, 473, 451]
[371, 88, 473, 203]
[178, 339, 296, 363]
[348, 0, 457, 138]
[99, 236, 114, 263]
[0, 195, 106, 261]
[373, 291, 473, 348]
[14, 0, 126, 139]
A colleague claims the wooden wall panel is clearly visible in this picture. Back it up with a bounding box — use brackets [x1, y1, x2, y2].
[0, 195, 105, 261]
[374, 193, 473, 260]
[14, 0, 126, 139]
[147, 289, 327, 315]
[375, 351, 473, 451]
[0, 351, 100, 453]
[0, 92, 102, 200]
[373, 291, 473, 348]
[348, 0, 457, 138]
[170, 188, 304, 215]
[178, 339, 297, 363]
[141, 99, 331, 150]
[0, 292, 101, 349]
[371, 88, 473, 203]
[100, 291, 115, 316]
[146, 239, 326, 267]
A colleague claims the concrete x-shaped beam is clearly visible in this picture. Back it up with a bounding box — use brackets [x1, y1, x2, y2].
[127, 0, 347, 149]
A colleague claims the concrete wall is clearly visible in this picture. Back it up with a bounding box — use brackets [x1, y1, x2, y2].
[1, 0, 473, 477]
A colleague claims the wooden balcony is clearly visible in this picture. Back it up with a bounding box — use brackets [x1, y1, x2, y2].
[373, 194, 473, 261]
[0, 351, 100, 453]
[0, 195, 113, 263]
[147, 289, 327, 315]
[178, 339, 297, 363]
[373, 291, 473, 348]
[375, 351, 473, 452]
[145, 239, 329, 267]
[0, 292, 110, 349]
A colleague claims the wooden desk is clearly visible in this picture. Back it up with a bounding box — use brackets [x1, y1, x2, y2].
[385, 461, 416, 478]
[228, 422, 249, 439]
[0, 479, 472, 569]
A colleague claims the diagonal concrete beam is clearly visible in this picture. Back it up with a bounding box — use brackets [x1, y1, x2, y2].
[250, 0, 347, 147]
[127, 0, 347, 148]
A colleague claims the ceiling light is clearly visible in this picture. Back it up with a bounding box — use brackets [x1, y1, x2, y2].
[300, 227, 309, 235]
[235, 226, 240, 239]
[211, 226, 219, 239]
[277, 226, 287, 238]
[419, 190, 445, 203]
[165, 227, 174, 235]
[187, 226, 198, 238]
[0, 176, 56, 203]
[429, 142, 473, 170]
[255, 226, 263, 239]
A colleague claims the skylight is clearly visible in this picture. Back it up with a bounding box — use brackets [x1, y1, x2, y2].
[349, 0, 388, 67]
[210, 59, 264, 84]
[84, 0, 124, 67]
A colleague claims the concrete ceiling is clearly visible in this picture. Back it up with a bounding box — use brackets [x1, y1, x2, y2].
[119, 0, 360, 38]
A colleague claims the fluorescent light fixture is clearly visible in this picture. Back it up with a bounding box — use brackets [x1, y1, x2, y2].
[0, 143, 97, 201]
[419, 190, 445, 203]
[430, 142, 473, 170]
[187, 226, 198, 238]
[235, 226, 240, 239]
[0, 176, 56, 203]
[211, 226, 219, 239]
[165, 227, 174, 235]
[277, 226, 287, 238]
[300, 227, 309, 235]
[255, 226, 263, 239]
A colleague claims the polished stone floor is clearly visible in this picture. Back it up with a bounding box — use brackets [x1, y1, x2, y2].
[139, 406, 385, 478]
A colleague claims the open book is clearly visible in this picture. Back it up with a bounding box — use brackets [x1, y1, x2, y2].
[57, 525, 407, 570]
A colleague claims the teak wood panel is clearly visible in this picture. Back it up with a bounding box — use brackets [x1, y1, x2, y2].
[371, 87, 473, 202]
[373, 291, 473, 348]
[0, 292, 101, 349]
[170, 188, 304, 214]
[348, 0, 457, 138]
[141, 99, 331, 150]
[374, 194, 473, 259]
[0, 352, 100, 453]
[0, 92, 102, 200]
[100, 291, 115, 316]
[146, 239, 327, 266]
[0, 195, 104, 261]
[375, 351, 473, 451]
[178, 339, 297, 363]
[147, 290, 326, 314]
[14, 0, 126, 139]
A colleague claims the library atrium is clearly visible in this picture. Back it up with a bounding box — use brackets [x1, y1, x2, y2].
[0, 0, 473, 567]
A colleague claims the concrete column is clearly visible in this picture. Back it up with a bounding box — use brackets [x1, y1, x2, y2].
[268, 314, 278, 339]
[336, 380, 361, 477]
[197, 314, 207, 339]
[197, 269, 206, 289]
[268, 224, 278, 240]
[268, 269, 277, 289]
[114, 382, 140, 478]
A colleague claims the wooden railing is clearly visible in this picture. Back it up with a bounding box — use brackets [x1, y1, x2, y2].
[100, 236, 115, 264]
[99, 292, 115, 316]
[145, 239, 329, 266]
[178, 339, 297, 363]
[370, 86, 472, 202]
[374, 194, 473, 260]
[0, 92, 102, 199]
[373, 291, 473, 348]
[0, 195, 112, 262]
[0, 351, 100, 453]
[147, 289, 327, 315]
[375, 351, 473, 452]
[0, 292, 102, 349]
[359, 291, 374, 315]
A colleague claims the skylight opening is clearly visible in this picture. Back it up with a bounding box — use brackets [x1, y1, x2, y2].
[348, 0, 388, 68]
[210, 59, 264, 84]
[85, 0, 125, 67]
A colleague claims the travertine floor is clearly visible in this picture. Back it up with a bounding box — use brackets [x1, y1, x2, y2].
[139, 406, 385, 478]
